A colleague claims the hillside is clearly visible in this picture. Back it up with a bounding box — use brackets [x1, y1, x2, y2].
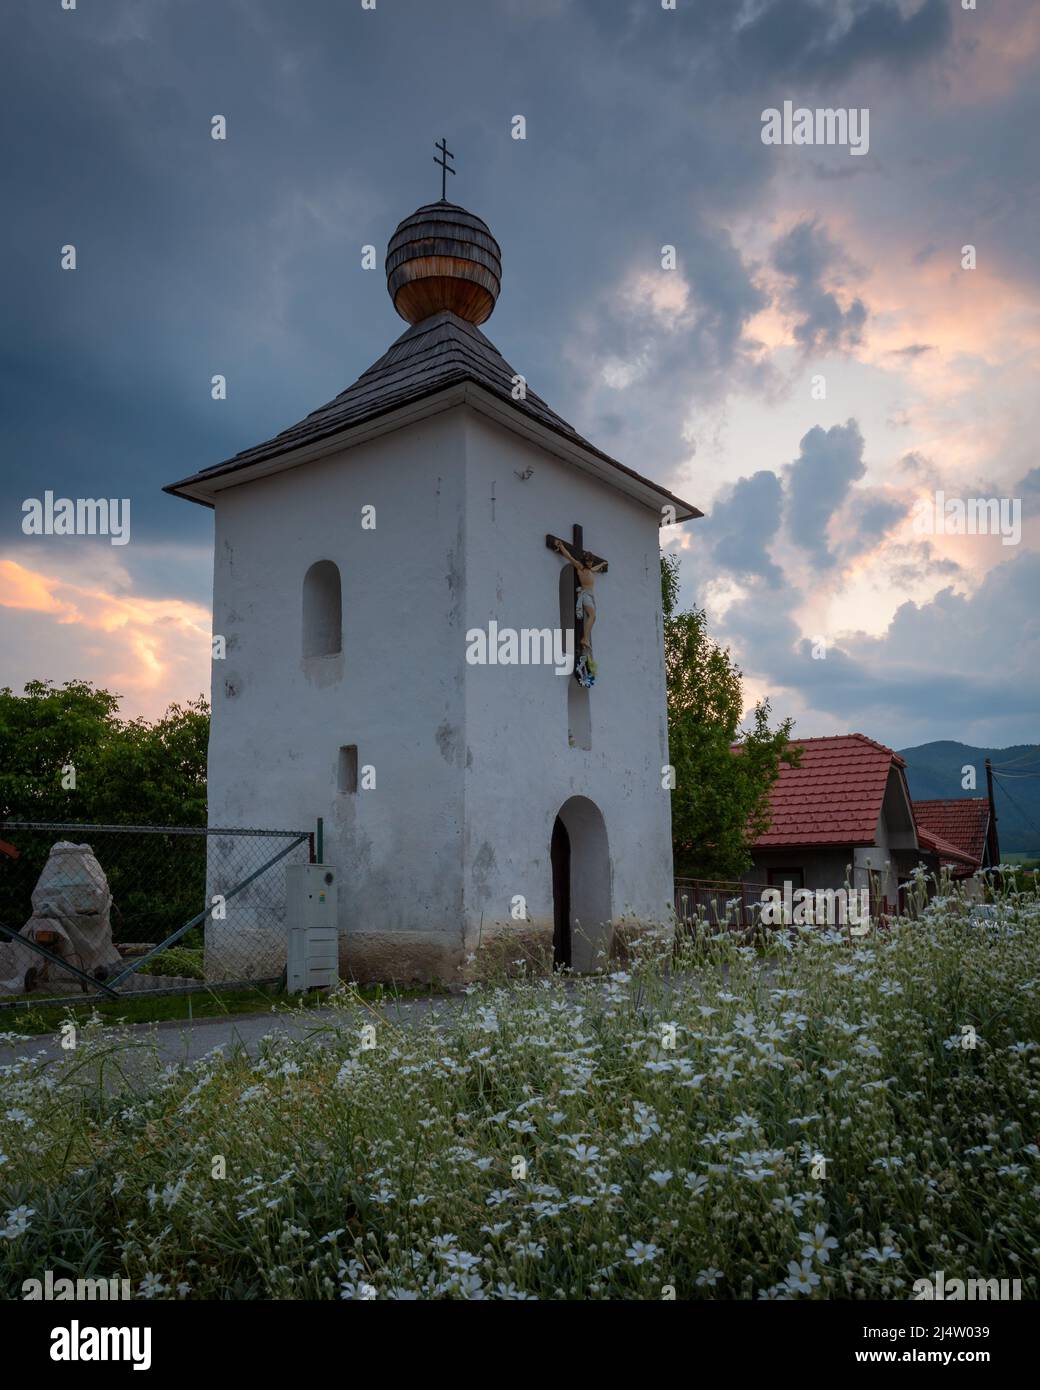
[898, 741, 1040, 856]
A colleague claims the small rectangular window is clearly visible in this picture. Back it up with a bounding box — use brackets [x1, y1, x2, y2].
[337, 745, 358, 794]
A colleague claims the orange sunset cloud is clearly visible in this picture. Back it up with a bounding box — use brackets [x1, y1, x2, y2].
[0, 554, 211, 719]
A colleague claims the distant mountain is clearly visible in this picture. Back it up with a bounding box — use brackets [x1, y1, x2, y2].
[898, 741, 1040, 857]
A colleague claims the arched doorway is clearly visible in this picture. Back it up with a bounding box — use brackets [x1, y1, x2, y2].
[550, 796, 611, 972]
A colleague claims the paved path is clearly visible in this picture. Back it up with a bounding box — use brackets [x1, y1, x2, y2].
[0, 995, 465, 1074]
[0, 973, 720, 1080]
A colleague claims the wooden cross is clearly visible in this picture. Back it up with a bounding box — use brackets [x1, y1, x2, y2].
[434, 138, 456, 201]
[546, 523, 608, 661]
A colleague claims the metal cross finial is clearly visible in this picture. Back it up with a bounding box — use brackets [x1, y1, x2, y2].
[434, 137, 455, 201]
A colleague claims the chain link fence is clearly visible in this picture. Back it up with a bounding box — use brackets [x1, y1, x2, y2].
[0, 822, 311, 1005]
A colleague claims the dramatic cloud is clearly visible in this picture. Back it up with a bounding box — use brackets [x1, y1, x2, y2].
[701, 472, 785, 585]
[0, 549, 210, 718]
[842, 492, 907, 560]
[771, 221, 868, 353]
[782, 420, 867, 567]
[734, 0, 953, 83]
[713, 551, 1039, 748]
[1, 0, 1036, 747]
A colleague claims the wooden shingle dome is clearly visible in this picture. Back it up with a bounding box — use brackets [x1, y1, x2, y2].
[386, 201, 502, 326]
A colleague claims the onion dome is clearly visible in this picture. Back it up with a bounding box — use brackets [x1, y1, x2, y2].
[386, 201, 502, 326]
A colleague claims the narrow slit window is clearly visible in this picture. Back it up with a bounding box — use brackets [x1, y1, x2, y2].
[338, 745, 359, 794]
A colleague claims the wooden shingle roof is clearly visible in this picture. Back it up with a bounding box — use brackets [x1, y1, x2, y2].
[165, 310, 702, 519]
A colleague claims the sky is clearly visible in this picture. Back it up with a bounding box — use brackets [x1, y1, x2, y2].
[2, 0, 1038, 750]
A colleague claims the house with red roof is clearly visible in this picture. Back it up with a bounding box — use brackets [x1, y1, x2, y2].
[912, 797, 998, 877]
[742, 733, 980, 909]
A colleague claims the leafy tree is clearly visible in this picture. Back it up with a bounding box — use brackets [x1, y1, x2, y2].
[662, 554, 798, 879]
[89, 699, 209, 827]
[0, 680, 207, 825]
[0, 680, 121, 823]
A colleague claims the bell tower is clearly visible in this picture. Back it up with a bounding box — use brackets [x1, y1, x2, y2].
[166, 153, 700, 983]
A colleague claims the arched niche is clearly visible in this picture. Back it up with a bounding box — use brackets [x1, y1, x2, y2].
[302, 560, 342, 659]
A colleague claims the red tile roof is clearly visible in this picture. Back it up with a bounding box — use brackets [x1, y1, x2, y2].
[912, 799, 989, 866]
[916, 824, 979, 868]
[752, 733, 904, 848]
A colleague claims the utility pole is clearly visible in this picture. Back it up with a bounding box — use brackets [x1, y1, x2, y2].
[984, 758, 999, 869]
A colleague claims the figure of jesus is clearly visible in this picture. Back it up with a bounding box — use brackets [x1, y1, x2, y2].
[553, 538, 606, 648]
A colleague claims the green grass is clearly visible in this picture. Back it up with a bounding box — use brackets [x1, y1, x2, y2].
[136, 945, 205, 979]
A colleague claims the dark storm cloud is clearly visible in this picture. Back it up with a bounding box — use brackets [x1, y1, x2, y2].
[783, 419, 867, 567]
[734, 0, 952, 83]
[702, 471, 785, 584]
[0, 0, 968, 556]
[565, 219, 772, 483]
[1, 0, 786, 550]
[577, 0, 952, 87]
[686, 425, 903, 589]
[845, 494, 906, 556]
[771, 221, 868, 353]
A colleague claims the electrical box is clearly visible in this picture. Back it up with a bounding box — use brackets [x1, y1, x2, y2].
[285, 864, 339, 992]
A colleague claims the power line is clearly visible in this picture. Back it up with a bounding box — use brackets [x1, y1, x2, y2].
[991, 750, 1040, 769]
[992, 777, 1040, 844]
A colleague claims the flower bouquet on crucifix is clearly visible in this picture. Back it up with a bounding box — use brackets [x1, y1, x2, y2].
[575, 650, 598, 688]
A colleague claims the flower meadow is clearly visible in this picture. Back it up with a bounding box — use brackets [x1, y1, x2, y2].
[1, 884, 1038, 1301]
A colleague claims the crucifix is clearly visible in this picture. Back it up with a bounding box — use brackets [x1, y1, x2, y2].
[434, 137, 456, 201]
[546, 524, 608, 684]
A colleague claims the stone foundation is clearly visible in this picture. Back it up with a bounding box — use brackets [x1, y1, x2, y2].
[338, 931, 465, 986]
[205, 917, 673, 988]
